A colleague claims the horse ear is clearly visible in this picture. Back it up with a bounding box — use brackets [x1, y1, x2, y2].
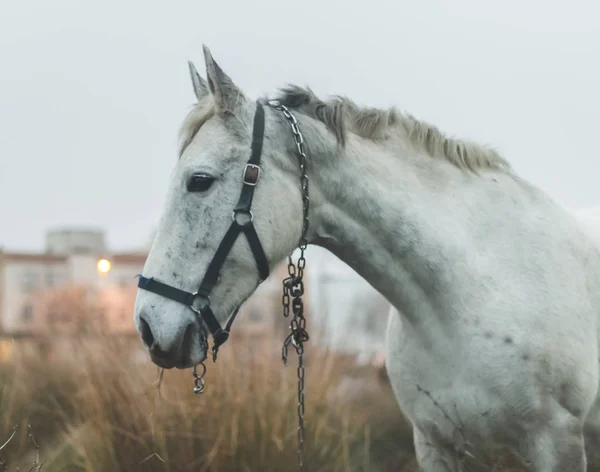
[202, 45, 247, 113]
[188, 61, 209, 101]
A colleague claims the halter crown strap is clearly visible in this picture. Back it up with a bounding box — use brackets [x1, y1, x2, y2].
[234, 103, 264, 213]
[137, 101, 269, 360]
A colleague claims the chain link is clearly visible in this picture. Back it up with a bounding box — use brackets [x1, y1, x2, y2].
[192, 362, 206, 394]
[269, 100, 310, 471]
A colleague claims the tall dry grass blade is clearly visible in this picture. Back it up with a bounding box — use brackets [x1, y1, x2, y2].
[137, 452, 165, 465]
[0, 426, 18, 453]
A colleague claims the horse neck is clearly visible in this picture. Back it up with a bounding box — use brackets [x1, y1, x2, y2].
[307, 133, 471, 325]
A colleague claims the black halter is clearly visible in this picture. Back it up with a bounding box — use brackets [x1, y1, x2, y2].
[137, 101, 270, 361]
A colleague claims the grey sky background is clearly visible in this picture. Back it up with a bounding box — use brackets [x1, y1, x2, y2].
[1, 0, 599, 252]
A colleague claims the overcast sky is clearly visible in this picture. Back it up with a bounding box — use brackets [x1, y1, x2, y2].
[1, 0, 599, 252]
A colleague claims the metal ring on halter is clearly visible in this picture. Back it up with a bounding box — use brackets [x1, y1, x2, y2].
[193, 362, 207, 394]
[189, 291, 209, 316]
[232, 210, 254, 223]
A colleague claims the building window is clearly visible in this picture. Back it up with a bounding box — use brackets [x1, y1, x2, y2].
[21, 304, 34, 322]
[22, 273, 38, 292]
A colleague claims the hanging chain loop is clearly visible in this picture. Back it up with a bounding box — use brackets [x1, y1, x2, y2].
[269, 99, 310, 472]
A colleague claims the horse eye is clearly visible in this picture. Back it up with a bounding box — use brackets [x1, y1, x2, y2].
[187, 173, 215, 192]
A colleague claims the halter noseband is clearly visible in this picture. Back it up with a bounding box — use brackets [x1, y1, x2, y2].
[137, 101, 271, 361]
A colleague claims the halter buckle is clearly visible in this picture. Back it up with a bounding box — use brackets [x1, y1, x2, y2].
[243, 164, 261, 186]
[213, 329, 230, 346]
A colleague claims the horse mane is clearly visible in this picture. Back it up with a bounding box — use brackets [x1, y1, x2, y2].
[275, 85, 512, 173]
[178, 96, 215, 158]
[178, 84, 512, 173]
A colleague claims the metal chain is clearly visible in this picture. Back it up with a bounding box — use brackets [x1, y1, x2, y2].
[187, 99, 311, 468]
[268, 100, 310, 472]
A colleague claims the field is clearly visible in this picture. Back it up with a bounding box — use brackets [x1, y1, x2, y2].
[1, 331, 597, 472]
[0, 330, 416, 472]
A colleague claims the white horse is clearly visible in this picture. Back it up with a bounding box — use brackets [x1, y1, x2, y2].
[133, 46, 600, 471]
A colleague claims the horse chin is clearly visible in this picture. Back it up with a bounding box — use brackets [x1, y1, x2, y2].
[182, 351, 208, 370]
[150, 352, 177, 370]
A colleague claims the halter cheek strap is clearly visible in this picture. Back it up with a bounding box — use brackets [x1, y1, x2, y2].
[137, 102, 269, 361]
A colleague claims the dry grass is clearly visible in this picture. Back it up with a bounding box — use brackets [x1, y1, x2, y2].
[0, 330, 414, 472]
[1, 331, 598, 472]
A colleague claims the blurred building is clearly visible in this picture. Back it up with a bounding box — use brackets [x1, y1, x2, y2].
[306, 247, 390, 364]
[0, 228, 303, 337]
[0, 225, 393, 363]
[0, 228, 146, 335]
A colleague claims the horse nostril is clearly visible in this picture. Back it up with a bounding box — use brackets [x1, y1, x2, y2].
[139, 316, 155, 348]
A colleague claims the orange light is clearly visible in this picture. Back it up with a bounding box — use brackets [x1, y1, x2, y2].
[97, 259, 112, 274]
